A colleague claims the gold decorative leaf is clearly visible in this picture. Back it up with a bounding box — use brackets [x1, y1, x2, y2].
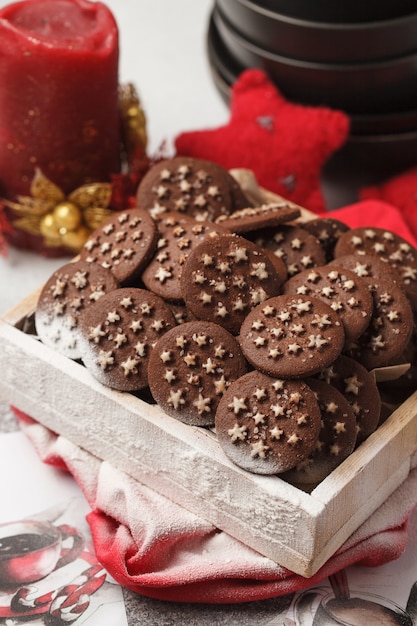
[3, 168, 115, 251]
[4, 196, 55, 216]
[12, 215, 42, 236]
[84, 206, 111, 230]
[69, 183, 112, 211]
[31, 168, 65, 203]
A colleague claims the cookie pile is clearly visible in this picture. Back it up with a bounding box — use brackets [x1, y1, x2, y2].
[34, 157, 417, 488]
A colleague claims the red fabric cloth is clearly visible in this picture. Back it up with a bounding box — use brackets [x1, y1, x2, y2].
[13, 407, 417, 604]
[326, 199, 417, 248]
[175, 69, 350, 216]
[360, 167, 417, 243]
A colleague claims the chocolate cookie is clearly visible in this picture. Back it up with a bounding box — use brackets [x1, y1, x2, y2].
[141, 212, 229, 302]
[215, 371, 322, 474]
[345, 275, 413, 370]
[316, 354, 381, 443]
[283, 265, 373, 344]
[282, 377, 357, 487]
[136, 156, 249, 222]
[328, 254, 413, 369]
[79, 208, 159, 285]
[214, 202, 301, 234]
[239, 294, 345, 378]
[252, 224, 326, 277]
[334, 226, 417, 305]
[148, 321, 248, 426]
[78, 287, 176, 391]
[301, 217, 349, 262]
[180, 233, 287, 335]
[35, 260, 119, 360]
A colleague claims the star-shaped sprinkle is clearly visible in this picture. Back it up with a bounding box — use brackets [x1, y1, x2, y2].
[193, 394, 212, 415]
[120, 356, 139, 376]
[253, 387, 267, 400]
[52, 278, 67, 297]
[160, 350, 172, 363]
[344, 375, 362, 395]
[229, 396, 247, 414]
[107, 311, 120, 323]
[88, 324, 106, 343]
[135, 342, 146, 357]
[183, 353, 197, 366]
[168, 389, 185, 410]
[270, 426, 284, 440]
[287, 433, 301, 446]
[250, 440, 269, 459]
[214, 375, 229, 395]
[252, 411, 265, 425]
[120, 297, 133, 309]
[228, 423, 247, 442]
[114, 332, 127, 348]
[97, 350, 114, 369]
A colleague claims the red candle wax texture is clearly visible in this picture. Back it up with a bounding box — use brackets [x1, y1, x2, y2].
[0, 0, 121, 199]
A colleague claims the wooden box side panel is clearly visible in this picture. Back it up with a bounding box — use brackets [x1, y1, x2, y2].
[0, 319, 325, 576]
[308, 394, 417, 569]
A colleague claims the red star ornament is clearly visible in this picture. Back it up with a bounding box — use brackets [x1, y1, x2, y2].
[175, 69, 350, 215]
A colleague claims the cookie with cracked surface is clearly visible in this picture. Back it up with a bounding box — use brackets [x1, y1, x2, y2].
[215, 371, 322, 474]
[283, 265, 373, 344]
[214, 202, 301, 234]
[136, 156, 249, 222]
[301, 217, 349, 262]
[78, 287, 176, 392]
[180, 233, 287, 335]
[141, 212, 229, 302]
[79, 208, 159, 285]
[35, 260, 119, 360]
[251, 224, 326, 278]
[282, 377, 357, 487]
[239, 294, 345, 378]
[315, 354, 381, 443]
[334, 226, 417, 305]
[148, 321, 248, 426]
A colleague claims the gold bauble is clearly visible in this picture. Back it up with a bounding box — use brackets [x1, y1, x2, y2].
[53, 201, 82, 231]
[40, 213, 61, 243]
[61, 225, 90, 251]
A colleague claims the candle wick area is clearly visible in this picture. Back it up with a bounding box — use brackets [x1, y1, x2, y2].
[1, 0, 116, 49]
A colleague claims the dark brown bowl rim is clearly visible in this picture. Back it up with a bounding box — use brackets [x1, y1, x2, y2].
[244, 0, 417, 25]
[232, 0, 417, 30]
[214, 7, 417, 71]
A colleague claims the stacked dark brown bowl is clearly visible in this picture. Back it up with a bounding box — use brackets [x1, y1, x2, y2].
[208, 0, 417, 190]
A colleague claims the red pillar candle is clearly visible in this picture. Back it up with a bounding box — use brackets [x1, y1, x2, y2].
[0, 0, 121, 201]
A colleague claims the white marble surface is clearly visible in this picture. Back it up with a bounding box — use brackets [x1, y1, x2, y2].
[0, 0, 227, 316]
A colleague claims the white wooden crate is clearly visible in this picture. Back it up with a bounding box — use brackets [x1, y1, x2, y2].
[1, 290, 417, 578]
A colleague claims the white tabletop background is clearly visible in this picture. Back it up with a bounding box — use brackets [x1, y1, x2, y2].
[1, 2, 417, 624]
